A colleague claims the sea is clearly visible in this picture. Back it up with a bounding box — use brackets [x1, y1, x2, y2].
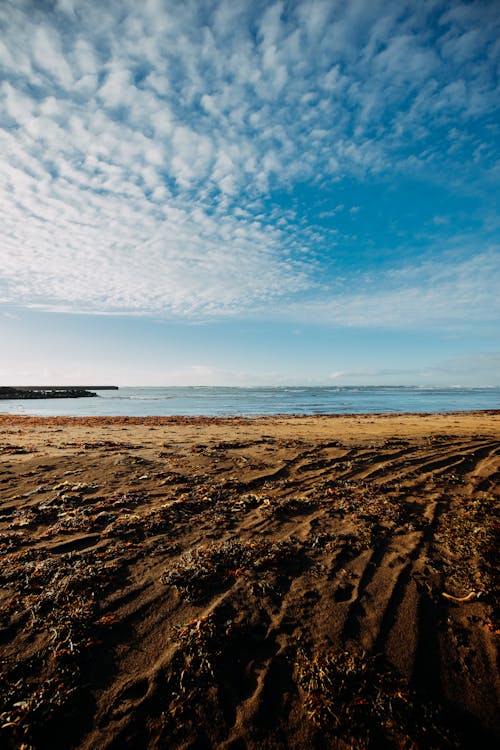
[0, 386, 499, 417]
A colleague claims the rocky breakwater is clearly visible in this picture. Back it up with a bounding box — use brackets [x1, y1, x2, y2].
[0, 387, 98, 399]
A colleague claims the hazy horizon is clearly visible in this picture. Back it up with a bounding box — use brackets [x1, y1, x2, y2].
[3, 383, 500, 390]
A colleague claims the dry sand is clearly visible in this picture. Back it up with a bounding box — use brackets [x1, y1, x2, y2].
[0, 412, 498, 749]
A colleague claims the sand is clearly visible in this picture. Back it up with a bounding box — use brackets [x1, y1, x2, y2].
[0, 412, 498, 749]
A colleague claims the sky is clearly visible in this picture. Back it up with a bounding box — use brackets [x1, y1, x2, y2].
[0, 0, 499, 387]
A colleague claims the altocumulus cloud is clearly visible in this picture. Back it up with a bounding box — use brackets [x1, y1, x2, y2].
[0, 0, 499, 324]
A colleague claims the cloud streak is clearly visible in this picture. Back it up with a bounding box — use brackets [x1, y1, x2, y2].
[286, 251, 500, 330]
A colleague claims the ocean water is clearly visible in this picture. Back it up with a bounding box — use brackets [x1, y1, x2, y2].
[0, 386, 499, 417]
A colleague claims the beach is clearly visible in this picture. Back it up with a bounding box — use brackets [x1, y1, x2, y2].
[0, 412, 498, 749]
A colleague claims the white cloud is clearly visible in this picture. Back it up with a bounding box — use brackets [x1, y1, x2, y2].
[98, 69, 135, 109]
[56, 0, 77, 16]
[0, 136, 309, 317]
[32, 25, 73, 89]
[2, 82, 34, 125]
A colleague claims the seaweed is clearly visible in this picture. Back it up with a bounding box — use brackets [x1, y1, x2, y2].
[161, 537, 299, 602]
[295, 648, 460, 748]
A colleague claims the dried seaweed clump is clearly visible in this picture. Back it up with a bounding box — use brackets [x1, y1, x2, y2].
[433, 495, 498, 596]
[262, 494, 318, 515]
[150, 607, 243, 746]
[295, 649, 459, 749]
[161, 537, 298, 601]
[0, 548, 123, 749]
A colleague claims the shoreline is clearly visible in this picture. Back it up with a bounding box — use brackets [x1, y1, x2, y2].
[1, 411, 498, 748]
[1, 407, 499, 420]
[1, 410, 499, 440]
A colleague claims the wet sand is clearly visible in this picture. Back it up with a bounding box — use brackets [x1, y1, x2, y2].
[0, 412, 499, 749]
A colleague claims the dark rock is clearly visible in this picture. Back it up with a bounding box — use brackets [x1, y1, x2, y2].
[0, 387, 99, 400]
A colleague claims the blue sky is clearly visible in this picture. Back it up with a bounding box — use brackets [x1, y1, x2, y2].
[0, 0, 499, 386]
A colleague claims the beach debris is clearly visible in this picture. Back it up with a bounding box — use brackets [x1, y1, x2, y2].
[295, 648, 459, 747]
[81, 440, 140, 451]
[432, 494, 497, 595]
[114, 454, 148, 466]
[258, 494, 318, 515]
[0, 544, 126, 749]
[441, 591, 478, 603]
[161, 537, 299, 601]
[151, 606, 242, 743]
[0, 444, 36, 454]
[0, 530, 33, 552]
[3, 491, 149, 541]
[172, 611, 231, 679]
[22, 485, 50, 497]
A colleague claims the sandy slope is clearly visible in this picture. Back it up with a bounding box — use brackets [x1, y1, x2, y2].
[0, 413, 498, 749]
